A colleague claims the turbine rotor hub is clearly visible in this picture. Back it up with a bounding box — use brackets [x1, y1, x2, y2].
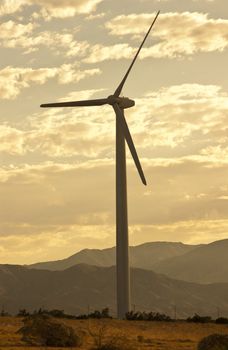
[107, 95, 135, 109]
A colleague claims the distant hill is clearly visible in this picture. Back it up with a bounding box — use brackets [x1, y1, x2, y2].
[153, 239, 228, 284]
[29, 239, 228, 284]
[29, 241, 197, 271]
[1, 263, 228, 318]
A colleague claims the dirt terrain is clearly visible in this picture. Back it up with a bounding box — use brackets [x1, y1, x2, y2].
[0, 317, 228, 350]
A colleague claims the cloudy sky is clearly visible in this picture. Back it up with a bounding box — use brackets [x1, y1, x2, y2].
[0, 0, 228, 264]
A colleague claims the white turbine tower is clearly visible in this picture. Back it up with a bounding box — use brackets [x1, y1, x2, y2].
[41, 11, 160, 319]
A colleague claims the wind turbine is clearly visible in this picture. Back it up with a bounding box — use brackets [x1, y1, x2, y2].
[41, 11, 160, 319]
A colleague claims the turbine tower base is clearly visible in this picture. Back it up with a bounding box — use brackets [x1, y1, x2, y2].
[116, 115, 130, 319]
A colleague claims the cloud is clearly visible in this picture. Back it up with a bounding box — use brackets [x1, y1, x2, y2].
[104, 12, 228, 59]
[0, 1, 227, 265]
[0, 20, 89, 56]
[0, 157, 228, 263]
[57, 65, 100, 84]
[130, 84, 228, 160]
[0, 65, 101, 99]
[5, 11, 227, 61]
[141, 0, 215, 1]
[1, 83, 227, 165]
[1, 83, 227, 160]
[0, 88, 111, 156]
[5, 31, 89, 57]
[84, 44, 135, 63]
[0, 223, 115, 264]
[0, 0, 104, 18]
[0, 125, 25, 155]
[0, 66, 57, 99]
[59, 88, 106, 102]
[0, 20, 36, 39]
[85, 12, 106, 21]
[36, 0, 103, 19]
[200, 146, 228, 163]
[7, 11, 227, 61]
[1, 83, 228, 263]
[0, 0, 27, 16]
[130, 220, 228, 248]
[1, 219, 228, 264]
[26, 106, 112, 158]
[1, 158, 227, 227]
[0, 161, 115, 231]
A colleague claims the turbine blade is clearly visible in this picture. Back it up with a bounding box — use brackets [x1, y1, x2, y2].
[114, 11, 160, 97]
[40, 98, 108, 108]
[113, 103, 147, 186]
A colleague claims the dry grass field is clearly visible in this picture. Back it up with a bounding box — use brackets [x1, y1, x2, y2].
[0, 316, 228, 350]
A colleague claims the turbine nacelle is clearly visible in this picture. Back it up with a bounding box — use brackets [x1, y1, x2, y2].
[107, 95, 135, 109]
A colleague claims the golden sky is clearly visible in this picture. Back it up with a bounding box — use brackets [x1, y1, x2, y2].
[0, 0, 228, 264]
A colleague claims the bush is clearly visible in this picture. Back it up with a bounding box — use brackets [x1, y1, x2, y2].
[126, 311, 171, 321]
[29, 308, 77, 319]
[76, 308, 112, 320]
[0, 308, 10, 317]
[17, 309, 30, 317]
[215, 317, 228, 324]
[198, 333, 228, 350]
[47, 309, 66, 318]
[187, 314, 212, 323]
[18, 314, 82, 347]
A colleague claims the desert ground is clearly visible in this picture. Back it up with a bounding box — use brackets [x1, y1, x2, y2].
[0, 316, 228, 349]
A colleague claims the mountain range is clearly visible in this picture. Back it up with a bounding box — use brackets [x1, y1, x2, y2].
[1, 263, 228, 318]
[153, 239, 228, 284]
[29, 241, 197, 271]
[29, 239, 228, 284]
[1, 239, 228, 317]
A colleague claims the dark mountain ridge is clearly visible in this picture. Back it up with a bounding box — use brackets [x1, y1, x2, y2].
[1, 263, 228, 318]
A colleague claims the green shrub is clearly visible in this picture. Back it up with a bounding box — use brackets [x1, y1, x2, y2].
[18, 314, 82, 347]
[198, 333, 228, 350]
